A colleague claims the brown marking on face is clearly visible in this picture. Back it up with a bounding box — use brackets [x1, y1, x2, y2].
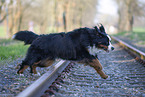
[98, 44, 108, 49]
[17, 65, 29, 74]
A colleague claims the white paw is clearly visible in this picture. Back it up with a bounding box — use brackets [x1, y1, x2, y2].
[37, 72, 41, 76]
[20, 74, 24, 76]
[33, 72, 41, 76]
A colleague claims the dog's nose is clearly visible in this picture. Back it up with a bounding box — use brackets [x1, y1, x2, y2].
[111, 47, 114, 50]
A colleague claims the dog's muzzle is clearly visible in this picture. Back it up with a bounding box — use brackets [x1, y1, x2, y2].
[107, 42, 114, 51]
[111, 47, 114, 50]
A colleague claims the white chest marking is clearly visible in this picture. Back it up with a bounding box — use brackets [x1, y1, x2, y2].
[88, 45, 100, 56]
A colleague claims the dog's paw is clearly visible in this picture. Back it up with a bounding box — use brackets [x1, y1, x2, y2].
[33, 72, 41, 76]
[102, 75, 108, 79]
[20, 74, 24, 77]
[37, 72, 41, 76]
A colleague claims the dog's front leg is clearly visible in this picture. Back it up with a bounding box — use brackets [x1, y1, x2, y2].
[88, 58, 108, 79]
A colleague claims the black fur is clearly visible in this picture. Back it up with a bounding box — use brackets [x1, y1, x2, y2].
[13, 25, 111, 73]
[13, 31, 39, 45]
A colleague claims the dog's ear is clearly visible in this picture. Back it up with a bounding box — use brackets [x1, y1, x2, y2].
[99, 23, 105, 33]
[94, 26, 101, 35]
[94, 26, 104, 37]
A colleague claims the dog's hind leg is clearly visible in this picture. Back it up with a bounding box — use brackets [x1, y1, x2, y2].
[37, 58, 54, 67]
[30, 59, 55, 74]
[88, 58, 108, 79]
[30, 61, 41, 74]
[17, 64, 29, 74]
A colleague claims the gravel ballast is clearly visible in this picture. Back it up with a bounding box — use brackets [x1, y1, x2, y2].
[0, 57, 57, 96]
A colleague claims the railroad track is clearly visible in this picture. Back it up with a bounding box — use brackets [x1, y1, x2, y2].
[17, 36, 145, 97]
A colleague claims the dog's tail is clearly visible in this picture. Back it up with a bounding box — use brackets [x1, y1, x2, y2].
[12, 31, 39, 45]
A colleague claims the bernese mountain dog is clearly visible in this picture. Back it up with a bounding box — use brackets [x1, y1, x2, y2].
[12, 24, 114, 79]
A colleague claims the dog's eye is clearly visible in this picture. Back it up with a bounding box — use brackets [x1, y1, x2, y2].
[98, 42, 102, 44]
[102, 42, 109, 46]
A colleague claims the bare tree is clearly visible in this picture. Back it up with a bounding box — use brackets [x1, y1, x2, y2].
[1, 0, 99, 38]
[44, 0, 98, 32]
[7, 0, 36, 36]
[116, 0, 145, 32]
[0, 0, 7, 23]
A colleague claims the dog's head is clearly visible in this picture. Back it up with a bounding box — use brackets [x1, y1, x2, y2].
[89, 24, 114, 52]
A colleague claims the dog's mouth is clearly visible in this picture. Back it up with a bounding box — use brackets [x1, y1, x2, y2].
[97, 44, 109, 52]
[97, 44, 114, 52]
[104, 48, 109, 52]
[103, 48, 109, 52]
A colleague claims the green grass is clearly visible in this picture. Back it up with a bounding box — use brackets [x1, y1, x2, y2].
[132, 27, 145, 41]
[114, 27, 145, 42]
[133, 27, 145, 32]
[0, 39, 14, 45]
[0, 40, 29, 61]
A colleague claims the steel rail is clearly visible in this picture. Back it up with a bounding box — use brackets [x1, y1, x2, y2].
[112, 36, 145, 62]
[16, 36, 145, 97]
[16, 60, 69, 97]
